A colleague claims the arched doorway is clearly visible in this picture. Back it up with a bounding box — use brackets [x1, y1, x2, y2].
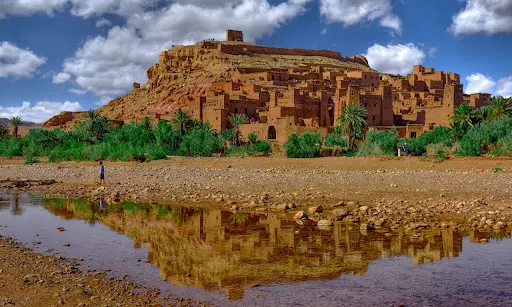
[268, 126, 276, 140]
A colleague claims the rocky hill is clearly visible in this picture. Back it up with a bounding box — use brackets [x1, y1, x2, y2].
[44, 40, 372, 128]
[0, 118, 40, 127]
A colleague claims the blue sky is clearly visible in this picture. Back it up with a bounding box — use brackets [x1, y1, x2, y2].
[0, 0, 511, 123]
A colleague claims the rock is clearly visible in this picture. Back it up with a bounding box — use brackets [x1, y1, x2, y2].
[276, 203, 290, 211]
[359, 206, 369, 213]
[23, 274, 43, 285]
[308, 205, 323, 215]
[57, 227, 65, 232]
[294, 211, 308, 220]
[334, 201, 346, 207]
[230, 205, 238, 211]
[317, 219, 333, 226]
[332, 208, 349, 220]
[360, 223, 375, 231]
[63, 243, 70, 247]
[375, 218, 386, 227]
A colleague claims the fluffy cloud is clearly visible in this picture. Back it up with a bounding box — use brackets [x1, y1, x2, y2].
[0, 41, 46, 79]
[68, 88, 87, 95]
[0, 101, 83, 123]
[60, 0, 312, 97]
[465, 73, 496, 94]
[52, 72, 71, 84]
[95, 17, 112, 28]
[450, 0, 512, 35]
[0, 0, 67, 18]
[465, 74, 512, 97]
[319, 0, 402, 33]
[497, 77, 512, 97]
[364, 43, 425, 75]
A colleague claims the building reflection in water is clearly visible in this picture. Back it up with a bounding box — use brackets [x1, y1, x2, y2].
[43, 199, 505, 301]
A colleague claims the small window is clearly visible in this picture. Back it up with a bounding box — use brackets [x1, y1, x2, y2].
[235, 108, 238, 114]
[372, 115, 376, 120]
[245, 108, 248, 114]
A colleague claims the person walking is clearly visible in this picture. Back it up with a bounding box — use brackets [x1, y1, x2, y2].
[99, 161, 105, 185]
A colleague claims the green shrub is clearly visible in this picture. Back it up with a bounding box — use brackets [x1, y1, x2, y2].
[248, 132, 258, 145]
[325, 132, 347, 148]
[253, 141, 272, 156]
[179, 126, 221, 156]
[24, 156, 39, 165]
[357, 129, 398, 156]
[456, 116, 512, 156]
[284, 133, 322, 158]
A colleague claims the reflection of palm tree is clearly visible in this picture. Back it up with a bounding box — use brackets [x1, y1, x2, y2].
[231, 213, 249, 225]
[11, 195, 23, 216]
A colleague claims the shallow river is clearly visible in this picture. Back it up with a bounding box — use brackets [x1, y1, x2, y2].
[1, 192, 512, 306]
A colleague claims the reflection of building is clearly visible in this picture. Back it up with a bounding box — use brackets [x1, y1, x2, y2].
[44, 200, 466, 301]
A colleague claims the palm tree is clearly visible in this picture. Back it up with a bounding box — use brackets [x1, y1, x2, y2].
[172, 109, 191, 136]
[451, 103, 477, 128]
[0, 122, 8, 136]
[87, 109, 99, 121]
[488, 96, 512, 121]
[336, 104, 367, 150]
[228, 113, 248, 146]
[10, 116, 23, 138]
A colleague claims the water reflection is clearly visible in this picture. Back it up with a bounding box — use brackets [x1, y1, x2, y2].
[7, 197, 512, 301]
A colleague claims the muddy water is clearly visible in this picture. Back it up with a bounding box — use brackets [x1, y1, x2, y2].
[1, 192, 512, 306]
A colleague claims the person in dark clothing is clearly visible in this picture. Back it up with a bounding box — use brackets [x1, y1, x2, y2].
[99, 161, 105, 185]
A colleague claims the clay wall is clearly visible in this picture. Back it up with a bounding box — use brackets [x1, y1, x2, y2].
[466, 93, 491, 108]
[218, 43, 343, 60]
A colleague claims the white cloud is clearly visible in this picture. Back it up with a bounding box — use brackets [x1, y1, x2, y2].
[95, 17, 112, 28]
[465, 73, 496, 94]
[60, 0, 312, 97]
[319, 0, 402, 33]
[0, 0, 67, 18]
[68, 88, 87, 95]
[0, 101, 83, 123]
[52, 72, 71, 84]
[465, 74, 512, 97]
[450, 0, 512, 35]
[364, 43, 425, 75]
[0, 41, 46, 79]
[96, 96, 114, 106]
[321, 27, 327, 35]
[497, 77, 512, 98]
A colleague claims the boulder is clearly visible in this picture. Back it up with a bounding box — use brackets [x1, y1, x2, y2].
[276, 204, 290, 211]
[317, 219, 333, 227]
[308, 205, 323, 215]
[294, 211, 308, 220]
[332, 208, 349, 220]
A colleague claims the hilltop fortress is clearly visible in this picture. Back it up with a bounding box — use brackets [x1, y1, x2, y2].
[44, 30, 491, 141]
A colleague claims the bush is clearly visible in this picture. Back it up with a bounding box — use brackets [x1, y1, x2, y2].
[179, 126, 221, 156]
[325, 132, 347, 148]
[24, 156, 39, 165]
[420, 144, 449, 163]
[253, 141, 272, 156]
[357, 129, 398, 156]
[284, 133, 322, 158]
[456, 116, 512, 156]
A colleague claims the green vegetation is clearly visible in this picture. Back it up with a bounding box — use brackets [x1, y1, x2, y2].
[284, 133, 322, 158]
[9, 116, 23, 138]
[0, 110, 271, 162]
[337, 104, 368, 151]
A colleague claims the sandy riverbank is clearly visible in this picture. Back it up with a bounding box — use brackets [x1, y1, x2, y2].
[0, 235, 203, 306]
